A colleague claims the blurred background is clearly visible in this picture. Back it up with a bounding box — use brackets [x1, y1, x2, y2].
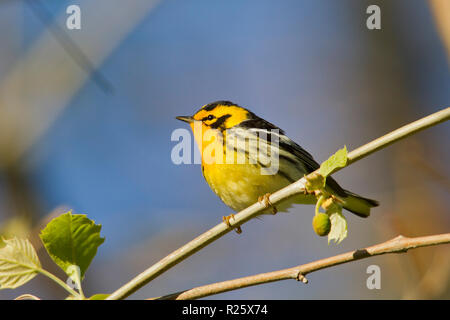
[0, 0, 449, 299]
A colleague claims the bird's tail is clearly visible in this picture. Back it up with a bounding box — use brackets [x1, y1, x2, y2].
[342, 190, 379, 218]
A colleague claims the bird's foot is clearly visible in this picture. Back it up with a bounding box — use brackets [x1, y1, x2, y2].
[222, 214, 242, 234]
[258, 193, 277, 215]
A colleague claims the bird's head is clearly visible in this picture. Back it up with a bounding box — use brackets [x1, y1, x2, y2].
[176, 101, 256, 158]
[176, 101, 254, 132]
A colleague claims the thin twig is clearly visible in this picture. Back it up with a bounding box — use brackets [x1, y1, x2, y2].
[107, 107, 450, 300]
[155, 233, 450, 300]
[14, 294, 41, 300]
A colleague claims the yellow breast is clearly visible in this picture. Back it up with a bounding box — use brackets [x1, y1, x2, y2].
[202, 162, 291, 212]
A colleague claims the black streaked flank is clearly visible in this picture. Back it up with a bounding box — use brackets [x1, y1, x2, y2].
[278, 140, 348, 197]
[279, 153, 301, 166]
[278, 140, 317, 171]
[236, 114, 349, 197]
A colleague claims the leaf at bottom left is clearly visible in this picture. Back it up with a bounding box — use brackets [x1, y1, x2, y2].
[0, 237, 41, 289]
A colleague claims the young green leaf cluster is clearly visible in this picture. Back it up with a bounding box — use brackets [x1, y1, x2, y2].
[306, 146, 348, 243]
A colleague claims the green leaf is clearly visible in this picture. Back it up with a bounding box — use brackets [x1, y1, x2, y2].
[39, 211, 104, 278]
[0, 237, 41, 289]
[88, 293, 110, 300]
[328, 209, 348, 244]
[320, 146, 348, 178]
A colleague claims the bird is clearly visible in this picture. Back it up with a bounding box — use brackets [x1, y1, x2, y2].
[176, 101, 378, 234]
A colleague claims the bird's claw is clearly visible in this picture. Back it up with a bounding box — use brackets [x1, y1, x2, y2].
[222, 214, 242, 234]
[258, 193, 277, 215]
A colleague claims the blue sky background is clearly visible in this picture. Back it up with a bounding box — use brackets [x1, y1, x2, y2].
[0, 0, 449, 299]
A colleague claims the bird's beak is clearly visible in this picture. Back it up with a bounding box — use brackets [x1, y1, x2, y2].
[176, 116, 195, 123]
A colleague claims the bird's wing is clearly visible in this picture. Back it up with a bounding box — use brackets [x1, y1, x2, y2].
[237, 118, 348, 197]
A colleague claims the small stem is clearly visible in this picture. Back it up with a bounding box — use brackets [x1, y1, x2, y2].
[37, 268, 80, 298]
[315, 195, 325, 215]
[75, 277, 85, 299]
[68, 265, 85, 299]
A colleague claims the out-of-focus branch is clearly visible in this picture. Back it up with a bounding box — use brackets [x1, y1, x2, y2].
[429, 0, 450, 63]
[26, 0, 114, 93]
[107, 107, 450, 300]
[14, 294, 41, 300]
[0, 0, 161, 167]
[156, 233, 450, 300]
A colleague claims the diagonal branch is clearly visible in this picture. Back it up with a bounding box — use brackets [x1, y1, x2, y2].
[156, 233, 450, 300]
[107, 107, 450, 300]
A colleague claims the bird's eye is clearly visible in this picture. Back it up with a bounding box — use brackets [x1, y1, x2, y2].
[206, 115, 215, 121]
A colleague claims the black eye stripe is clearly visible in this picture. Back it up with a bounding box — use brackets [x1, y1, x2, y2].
[201, 115, 215, 121]
[210, 114, 231, 129]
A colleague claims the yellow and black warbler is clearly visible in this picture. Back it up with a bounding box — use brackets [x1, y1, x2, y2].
[177, 101, 378, 233]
